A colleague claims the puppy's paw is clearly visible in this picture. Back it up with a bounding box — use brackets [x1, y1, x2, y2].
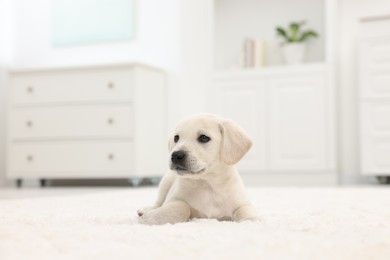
[138, 215, 159, 225]
[232, 205, 260, 223]
[137, 209, 162, 225]
[239, 216, 261, 223]
[137, 206, 157, 217]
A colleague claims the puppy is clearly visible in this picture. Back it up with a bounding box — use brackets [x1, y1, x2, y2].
[137, 114, 258, 225]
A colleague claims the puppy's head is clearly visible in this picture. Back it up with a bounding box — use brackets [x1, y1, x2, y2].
[168, 114, 252, 176]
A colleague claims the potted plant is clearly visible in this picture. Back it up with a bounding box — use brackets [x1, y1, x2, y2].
[276, 21, 318, 65]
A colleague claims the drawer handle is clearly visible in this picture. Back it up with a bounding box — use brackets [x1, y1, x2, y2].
[107, 118, 114, 125]
[26, 155, 34, 162]
[108, 153, 114, 160]
[26, 86, 34, 93]
[107, 82, 114, 89]
[26, 121, 33, 127]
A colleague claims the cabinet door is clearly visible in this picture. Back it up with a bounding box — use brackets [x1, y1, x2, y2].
[359, 36, 390, 174]
[361, 101, 390, 174]
[269, 74, 327, 170]
[359, 37, 390, 100]
[361, 136, 390, 174]
[214, 80, 266, 171]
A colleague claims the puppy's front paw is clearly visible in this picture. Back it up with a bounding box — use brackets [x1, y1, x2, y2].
[137, 206, 157, 217]
[239, 216, 261, 223]
[137, 208, 161, 225]
[232, 205, 260, 223]
[138, 215, 159, 225]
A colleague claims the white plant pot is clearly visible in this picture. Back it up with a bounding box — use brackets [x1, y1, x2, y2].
[281, 42, 306, 65]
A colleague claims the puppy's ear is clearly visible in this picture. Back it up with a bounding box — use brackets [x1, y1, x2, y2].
[219, 119, 253, 165]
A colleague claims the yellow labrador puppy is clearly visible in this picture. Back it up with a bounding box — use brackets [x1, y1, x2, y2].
[137, 114, 258, 225]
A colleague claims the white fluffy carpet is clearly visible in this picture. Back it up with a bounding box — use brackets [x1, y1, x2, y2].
[1, 187, 390, 260]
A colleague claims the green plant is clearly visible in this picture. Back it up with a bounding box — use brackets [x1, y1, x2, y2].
[276, 21, 318, 43]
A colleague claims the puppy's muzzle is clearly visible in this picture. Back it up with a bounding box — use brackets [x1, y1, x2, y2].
[171, 151, 187, 170]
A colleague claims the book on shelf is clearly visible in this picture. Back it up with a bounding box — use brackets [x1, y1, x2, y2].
[239, 38, 266, 69]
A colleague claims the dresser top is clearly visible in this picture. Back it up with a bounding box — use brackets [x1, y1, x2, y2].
[8, 62, 164, 74]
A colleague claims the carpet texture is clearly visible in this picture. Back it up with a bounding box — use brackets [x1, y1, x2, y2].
[1, 187, 390, 260]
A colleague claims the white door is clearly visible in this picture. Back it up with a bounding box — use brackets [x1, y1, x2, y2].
[359, 35, 390, 175]
[214, 80, 266, 171]
[359, 37, 390, 100]
[268, 74, 327, 170]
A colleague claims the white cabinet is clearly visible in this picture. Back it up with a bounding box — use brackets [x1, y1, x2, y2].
[269, 74, 327, 170]
[210, 65, 335, 175]
[214, 81, 267, 171]
[7, 64, 166, 183]
[359, 17, 390, 176]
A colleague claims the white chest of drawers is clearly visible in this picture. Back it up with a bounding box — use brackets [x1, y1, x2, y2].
[359, 17, 390, 183]
[6, 64, 166, 185]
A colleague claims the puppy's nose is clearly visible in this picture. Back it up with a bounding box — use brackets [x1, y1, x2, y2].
[171, 151, 186, 164]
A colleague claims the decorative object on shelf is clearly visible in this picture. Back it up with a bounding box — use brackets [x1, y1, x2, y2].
[238, 38, 266, 69]
[276, 21, 318, 65]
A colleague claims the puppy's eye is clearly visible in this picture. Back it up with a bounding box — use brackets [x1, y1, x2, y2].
[174, 135, 179, 143]
[198, 134, 211, 143]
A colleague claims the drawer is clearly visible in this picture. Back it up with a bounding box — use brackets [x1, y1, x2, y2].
[10, 105, 133, 139]
[8, 141, 133, 177]
[361, 135, 390, 175]
[359, 37, 390, 99]
[11, 68, 133, 105]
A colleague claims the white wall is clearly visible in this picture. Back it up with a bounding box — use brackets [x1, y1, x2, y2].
[12, 0, 180, 71]
[176, 0, 213, 119]
[338, 0, 390, 184]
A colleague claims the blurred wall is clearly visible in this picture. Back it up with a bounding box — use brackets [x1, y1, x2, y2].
[338, 0, 390, 184]
[12, 0, 180, 70]
[177, 0, 213, 119]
